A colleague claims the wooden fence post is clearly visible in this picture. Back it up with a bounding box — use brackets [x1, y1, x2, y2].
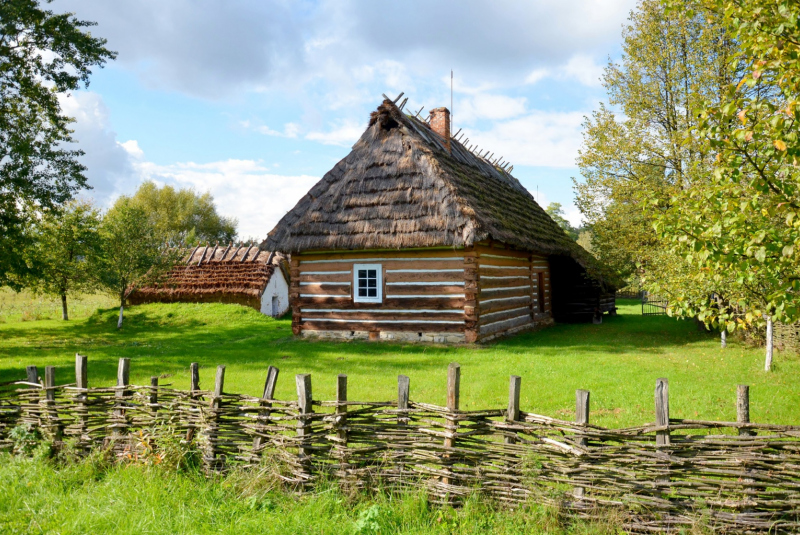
[296, 373, 313, 482]
[252, 366, 279, 456]
[26, 365, 39, 386]
[190, 362, 200, 392]
[75, 354, 88, 448]
[396, 375, 410, 477]
[335, 374, 348, 478]
[505, 375, 521, 445]
[44, 366, 62, 442]
[398, 375, 410, 425]
[205, 365, 225, 470]
[113, 358, 131, 441]
[655, 378, 670, 446]
[149, 377, 159, 411]
[574, 389, 590, 499]
[443, 362, 460, 489]
[44, 366, 56, 403]
[185, 362, 200, 442]
[737, 385, 754, 437]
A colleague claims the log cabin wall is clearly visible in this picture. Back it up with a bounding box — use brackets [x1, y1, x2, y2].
[474, 243, 551, 341]
[291, 249, 467, 342]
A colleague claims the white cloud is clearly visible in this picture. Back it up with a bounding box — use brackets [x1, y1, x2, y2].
[466, 110, 586, 168]
[134, 159, 319, 239]
[524, 69, 550, 85]
[456, 94, 527, 124]
[58, 0, 634, 99]
[561, 55, 605, 87]
[58, 92, 135, 202]
[523, 55, 606, 87]
[247, 122, 301, 138]
[306, 120, 364, 147]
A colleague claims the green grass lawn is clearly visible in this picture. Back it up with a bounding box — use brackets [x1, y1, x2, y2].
[0, 296, 797, 428]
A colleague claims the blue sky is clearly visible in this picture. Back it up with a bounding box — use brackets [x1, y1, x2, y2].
[56, 0, 636, 239]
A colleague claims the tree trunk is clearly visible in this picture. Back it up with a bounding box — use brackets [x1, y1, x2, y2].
[721, 329, 726, 349]
[765, 316, 773, 372]
[61, 293, 68, 321]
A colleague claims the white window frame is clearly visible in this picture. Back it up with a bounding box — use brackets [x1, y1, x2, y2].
[353, 263, 383, 303]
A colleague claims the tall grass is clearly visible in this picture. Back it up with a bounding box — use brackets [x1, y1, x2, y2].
[0, 453, 622, 535]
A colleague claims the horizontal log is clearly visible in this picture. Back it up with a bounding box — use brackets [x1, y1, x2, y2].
[300, 311, 465, 322]
[297, 283, 351, 296]
[300, 321, 465, 333]
[479, 287, 531, 300]
[386, 284, 465, 296]
[299, 273, 351, 283]
[297, 297, 465, 309]
[479, 257, 530, 268]
[478, 266, 529, 276]
[480, 276, 530, 289]
[385, 271, 466, 283]
[479, 307, 531, 326]
[479, 296, 530, 313]
[479, 314, 533, 336]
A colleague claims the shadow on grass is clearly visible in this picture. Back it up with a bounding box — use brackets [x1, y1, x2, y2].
[0, 301, 716, 387]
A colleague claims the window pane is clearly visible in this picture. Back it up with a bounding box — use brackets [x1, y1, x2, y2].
[368, 279, 376, 288]
[358, 288, 367, 297]
[368, 289, 376, 297]
[367, 270, 376, 278]
[358, 269, 367, 278]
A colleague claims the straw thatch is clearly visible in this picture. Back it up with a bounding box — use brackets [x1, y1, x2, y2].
[129, 244, 288, 311]
[263, 99, 618, 289]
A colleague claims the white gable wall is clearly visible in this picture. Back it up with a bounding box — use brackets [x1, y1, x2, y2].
[260, 268, 290, 317]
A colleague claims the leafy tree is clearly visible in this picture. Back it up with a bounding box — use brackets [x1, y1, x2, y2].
[118, 181, 237, 246]
[25, 200, 101, 320]
[657, 0, 800, 370]
[0, 0, 115, 284]
[574, 0, 741, 285]
[94, 200, 180, 328]
[545, 202, 579, 241]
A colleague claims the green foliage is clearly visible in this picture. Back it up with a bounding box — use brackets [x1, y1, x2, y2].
[0, 300, 798, 428]
[119, 181, 238, 246]
[8, 424, 40, 456]
[656, 0, 800, 330]
[23, 200, 101, 320]
[574, 0, 741, 283]
[545, 203, 579, 241]
[93, 199, 181, 327]
[0, 0, 115, 285]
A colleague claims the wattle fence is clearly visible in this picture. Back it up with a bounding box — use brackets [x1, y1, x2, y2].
[2, 356, 800, 533]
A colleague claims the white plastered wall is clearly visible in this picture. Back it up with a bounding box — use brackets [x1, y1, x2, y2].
[260, 269, 290, 317]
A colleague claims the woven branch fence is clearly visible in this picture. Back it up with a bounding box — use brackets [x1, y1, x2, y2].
[2, 356, 800, 533]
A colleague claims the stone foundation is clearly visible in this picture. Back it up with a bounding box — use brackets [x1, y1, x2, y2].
[301, 330, 466, 344]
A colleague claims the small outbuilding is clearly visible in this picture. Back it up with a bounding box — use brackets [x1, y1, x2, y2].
[129, 244, 290, 317]
[263, 98, 619, 342]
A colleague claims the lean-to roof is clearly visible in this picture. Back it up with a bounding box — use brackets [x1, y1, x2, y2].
[264, 99, 618, 288]
[129, 244, 287, 309]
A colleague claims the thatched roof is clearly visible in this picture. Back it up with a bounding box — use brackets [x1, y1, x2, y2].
[264, 99, 619, 289]
[129, 244, 287, 309]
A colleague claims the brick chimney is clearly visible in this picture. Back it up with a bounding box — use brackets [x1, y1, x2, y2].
[429, 107, 451, 152]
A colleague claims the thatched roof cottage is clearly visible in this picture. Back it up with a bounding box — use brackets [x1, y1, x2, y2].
[263, 98, 618, 342]
[129, 244, 290, 317]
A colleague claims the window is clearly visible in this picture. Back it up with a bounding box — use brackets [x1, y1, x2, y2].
[353, 264, 382, 303]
